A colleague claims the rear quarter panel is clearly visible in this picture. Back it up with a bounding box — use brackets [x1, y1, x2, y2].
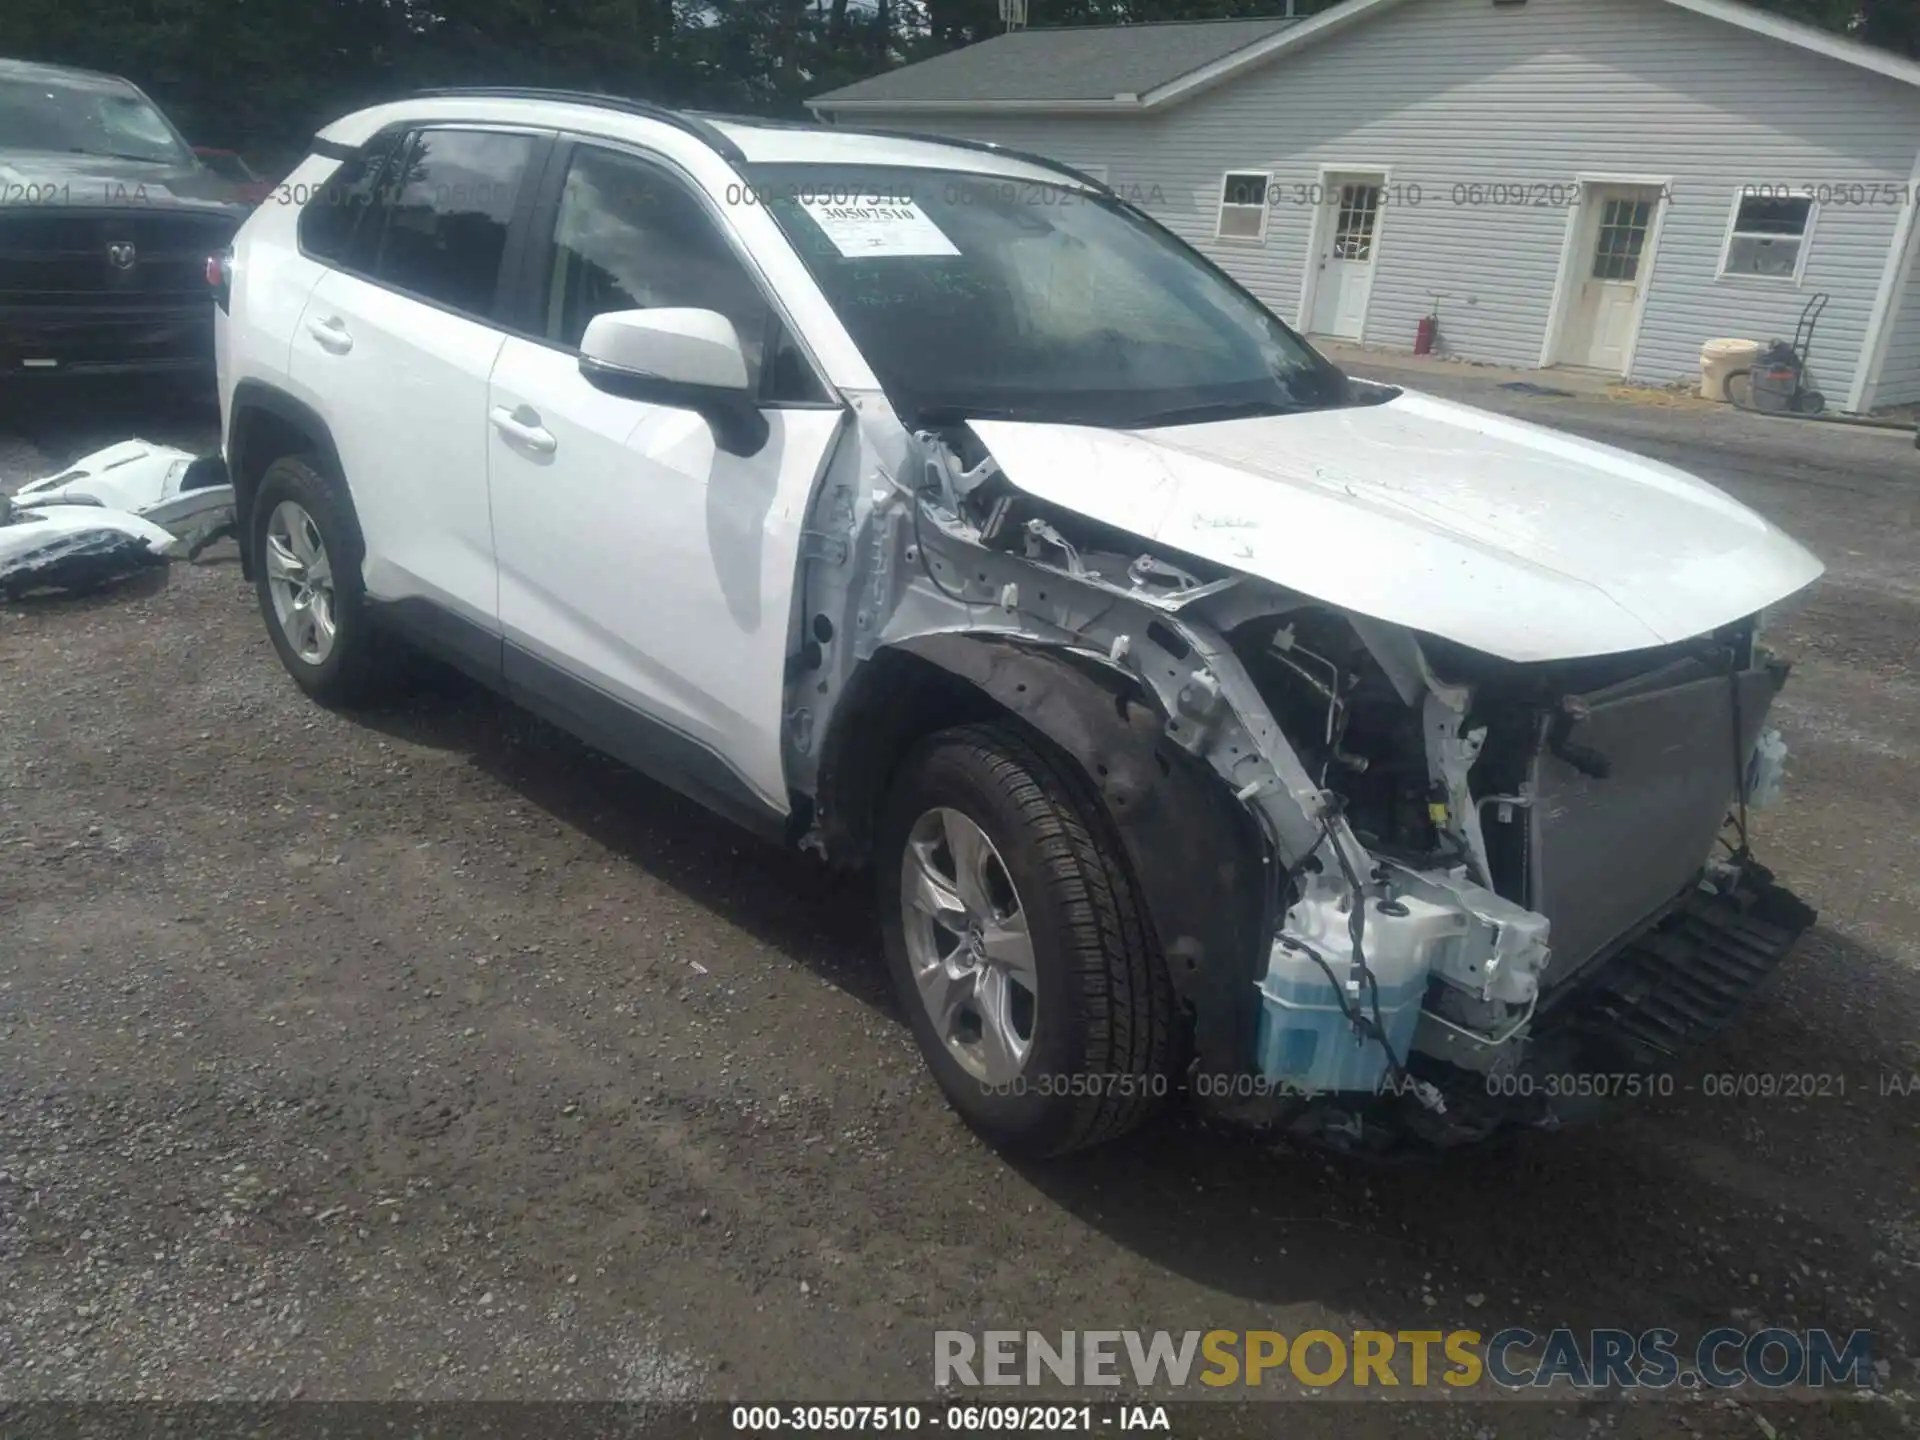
[220, 155, 337, 445]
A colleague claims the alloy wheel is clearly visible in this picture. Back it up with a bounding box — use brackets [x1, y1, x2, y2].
[899, 806, 1039, 1085]
[264, 500, 336, 665]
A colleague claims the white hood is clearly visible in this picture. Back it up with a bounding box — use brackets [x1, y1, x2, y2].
[970, 390, 1823, 663]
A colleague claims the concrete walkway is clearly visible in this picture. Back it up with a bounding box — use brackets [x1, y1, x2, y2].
[1313, 336, 1918, 432]
[1312, 337, 1702, 405]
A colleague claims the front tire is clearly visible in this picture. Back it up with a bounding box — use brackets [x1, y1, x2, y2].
[878, 723, 1178, 1155]
[251, 453, 397, 704]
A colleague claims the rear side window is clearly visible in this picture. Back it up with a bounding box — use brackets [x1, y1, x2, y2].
[297, 132, 405, 267]
[373, 128, 536, 319]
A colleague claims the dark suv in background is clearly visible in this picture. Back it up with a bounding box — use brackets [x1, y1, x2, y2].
[0, 56, 250, 378]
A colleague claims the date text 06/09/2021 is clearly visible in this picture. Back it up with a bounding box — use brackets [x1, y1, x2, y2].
[977, 1071, 1346, 1100]
[1270, 180, 1920, 207]
[729, 1405, 1167, 1433]
[979, 1069, 1875, 1103]
[2, 181, 158, 207]
[1261, 180, 1670, 208]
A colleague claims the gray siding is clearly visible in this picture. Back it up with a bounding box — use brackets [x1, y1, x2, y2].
[1871, 236, 1920, 408]
[847, 0, 1920, 404]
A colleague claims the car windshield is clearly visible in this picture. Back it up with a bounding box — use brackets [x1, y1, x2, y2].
[746, 162, 1352, 428]
[0, 75, 192, 165]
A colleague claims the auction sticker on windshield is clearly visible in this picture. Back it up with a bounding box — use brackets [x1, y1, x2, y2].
[798, 196, 960, 257]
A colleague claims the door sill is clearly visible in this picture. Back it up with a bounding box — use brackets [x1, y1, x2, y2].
[502, 641, 792, 844]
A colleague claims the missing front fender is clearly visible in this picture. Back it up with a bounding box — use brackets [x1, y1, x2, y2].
[827, 633, 1273, 1081]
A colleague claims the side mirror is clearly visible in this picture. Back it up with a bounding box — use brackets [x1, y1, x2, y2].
[577, 308, 769, 457]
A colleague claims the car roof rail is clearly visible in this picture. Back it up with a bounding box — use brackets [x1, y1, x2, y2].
[407, 87, 746, 164]
[860, 129, 1113, 193]
[687, 109, 1108, 193]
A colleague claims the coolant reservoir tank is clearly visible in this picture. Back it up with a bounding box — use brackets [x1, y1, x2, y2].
[1256, 893, 1466, 1095]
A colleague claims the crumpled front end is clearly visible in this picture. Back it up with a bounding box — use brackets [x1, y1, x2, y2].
[790, 403, 1818, 1152]
[1226, 607, 1815, 1151]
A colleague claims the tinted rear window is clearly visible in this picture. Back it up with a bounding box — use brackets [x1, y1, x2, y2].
[297, 133, 405, 267]
[372, 128, 535, 319]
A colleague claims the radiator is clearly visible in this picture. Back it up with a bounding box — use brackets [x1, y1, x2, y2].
[1523, 663, 1781, 987]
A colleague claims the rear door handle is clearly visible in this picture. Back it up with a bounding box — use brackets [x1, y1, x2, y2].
[489, 405, 557, 454]
[305, 315, 352, 354]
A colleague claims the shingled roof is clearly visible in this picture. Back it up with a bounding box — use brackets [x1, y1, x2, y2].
[810, 0, 1920, 116]
[810, 17, 1302, 108]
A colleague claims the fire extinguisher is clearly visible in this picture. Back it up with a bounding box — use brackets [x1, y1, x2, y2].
[1414, 292, 1446, 356]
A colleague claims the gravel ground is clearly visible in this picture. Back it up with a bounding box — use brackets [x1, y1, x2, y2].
[1, 372, 1917, 1438]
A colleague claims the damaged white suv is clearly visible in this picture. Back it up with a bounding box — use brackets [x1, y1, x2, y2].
[216, 88, 1824, 1156]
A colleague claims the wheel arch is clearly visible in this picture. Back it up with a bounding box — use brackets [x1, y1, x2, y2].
[814, 632, 1272, 1079]
[226, 380, 348, 581]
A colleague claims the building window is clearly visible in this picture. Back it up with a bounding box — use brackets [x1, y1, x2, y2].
[1332, 184, 1382, 261]
[1216, 171, 1269, 240]
[1592, 197, 1654, 281]
[1720, 193, 1815, 281]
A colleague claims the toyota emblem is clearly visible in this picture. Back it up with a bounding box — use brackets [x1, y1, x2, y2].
[107, 241, 137, 270]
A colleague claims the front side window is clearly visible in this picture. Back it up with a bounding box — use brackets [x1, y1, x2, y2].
[0, 75, 191, 165]
[542, 144, 821, 402]
[749, 163, 1347, 429]
[1721, 194, 1814, 280]
[370, 128, 536, 319]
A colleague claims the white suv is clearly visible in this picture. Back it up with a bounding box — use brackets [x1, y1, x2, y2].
[217, 88, 1824, 1157]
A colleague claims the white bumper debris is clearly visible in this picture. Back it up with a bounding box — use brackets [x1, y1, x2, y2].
[0, 501, 178, 598]
[13, 439, 233, 545]
[2, 440, 236, 596]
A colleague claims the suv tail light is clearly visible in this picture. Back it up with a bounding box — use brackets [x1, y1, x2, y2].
[207, 248, 233, 312]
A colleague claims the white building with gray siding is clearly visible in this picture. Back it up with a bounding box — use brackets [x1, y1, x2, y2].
[811, 0, 1920, 412]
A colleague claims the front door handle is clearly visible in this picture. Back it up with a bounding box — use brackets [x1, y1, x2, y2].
[304, 314, 352, 354]
[489, 405, 557, 454]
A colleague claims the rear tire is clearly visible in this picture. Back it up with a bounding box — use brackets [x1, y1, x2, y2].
[1723, 368, 1754, 409]
[250, 453, 399, 705]
[877, 723, 1178, 1155]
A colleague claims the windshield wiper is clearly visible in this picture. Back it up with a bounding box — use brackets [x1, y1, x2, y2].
[69, 149, 179, 165]
[1344, 378, 1404, 407]
[910, 402, 1030, 426]
[1122, 397, 1305, 430]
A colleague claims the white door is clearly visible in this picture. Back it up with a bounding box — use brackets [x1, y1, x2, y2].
[1309, 179, 1383, 339]
[291, 270, 506, 625]
[1561, 187, 1661, 373]
[286, 126, 540, 631]
[487, 142, 845, 813]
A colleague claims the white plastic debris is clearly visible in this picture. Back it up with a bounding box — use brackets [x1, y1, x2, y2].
[2, 440, 236, 596]
[1746, 729, 1789, 810]
[13, 439, 234, 546]
[0, 501, 178, 598]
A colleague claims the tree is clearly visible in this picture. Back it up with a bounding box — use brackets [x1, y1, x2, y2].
[1759, 0, 1920, 57]
[0, 0, 1912, 168]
